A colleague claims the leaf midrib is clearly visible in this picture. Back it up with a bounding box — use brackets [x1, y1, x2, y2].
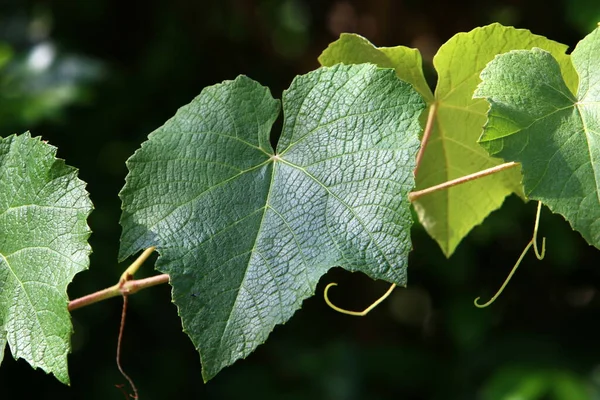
[278, 157, 396, 273]
[217, 158, 275, 356]
[215, 146, 407, 353]
[144, 158, 271, 233]
[576, 102, 600, 206]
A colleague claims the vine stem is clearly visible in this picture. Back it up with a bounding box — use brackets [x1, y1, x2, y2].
[71, 160, 523, 314]
[68, 247, 169, 312]
[408, 161, 519, 202]
[68, 274, 170, 311]
[413, 102, 438, 178]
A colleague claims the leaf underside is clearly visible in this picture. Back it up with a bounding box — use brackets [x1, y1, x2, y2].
[476, 27, 600, 249]
[319, 23, 578, 256]
[0, 133, 92, 384]
[119, 64, 425, 380]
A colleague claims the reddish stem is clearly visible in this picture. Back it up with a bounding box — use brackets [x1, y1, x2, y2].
[414, 102, 438, 178]
[68, 274, 170, 312]
[116, 294, 138, 399]
[408, 161, 519, 202]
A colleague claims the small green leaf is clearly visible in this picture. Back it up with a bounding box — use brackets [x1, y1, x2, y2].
[475, 27, 600, 249]
[119, 64, 425, 380]
[0, 133, 92, 384]
[319, 24, 578, 256]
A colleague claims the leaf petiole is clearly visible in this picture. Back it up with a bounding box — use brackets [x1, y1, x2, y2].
[119, 246, 156, 285]
[408, 161, 519, 202]
[414, 102, 438, 178]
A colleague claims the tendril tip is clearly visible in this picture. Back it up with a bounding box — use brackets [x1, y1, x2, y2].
[323, 281, 396, 317]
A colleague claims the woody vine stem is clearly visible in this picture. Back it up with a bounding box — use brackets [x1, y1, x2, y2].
[67, 103, 522, 313]
[68, 247, 167, 311]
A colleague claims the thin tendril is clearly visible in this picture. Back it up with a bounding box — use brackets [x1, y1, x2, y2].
[474, 240, 533, 308]
[116, 294, 139, 399]
[532, 201, 546, 260]
[323, 282, 397, 316]
[474, 200, 548, 308]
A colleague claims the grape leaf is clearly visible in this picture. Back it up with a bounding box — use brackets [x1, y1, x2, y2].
[475, 27, 600, 249]
[318, 33, 434, 101]
[319, 23, 578, 256]
[0, 133, 92, 384]
[119, 64, 425, 380]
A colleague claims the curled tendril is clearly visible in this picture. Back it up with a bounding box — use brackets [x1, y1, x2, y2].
[474, 240, 533, 308]
[474, 201, 547, 308]
[323, 282, 397, 316]
[532, 201, 546, 260]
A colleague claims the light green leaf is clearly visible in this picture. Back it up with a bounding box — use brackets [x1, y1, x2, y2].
[318, 33, 433, 103]
[0, 133, 92, 384]
[119, 64, 425, 380]
[475, 27, 600, 249]
[319, 24, 578, 256]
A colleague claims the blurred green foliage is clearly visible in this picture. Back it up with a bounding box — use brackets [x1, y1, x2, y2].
[566, 0, 600, 34]
[0, 37, 101, 131]
[1, 0, 600, 399]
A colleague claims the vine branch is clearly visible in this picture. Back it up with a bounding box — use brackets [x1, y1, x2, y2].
[68, 247, 170, 312]
[69, 160, 524, 316]
[68, 274, 169, 311]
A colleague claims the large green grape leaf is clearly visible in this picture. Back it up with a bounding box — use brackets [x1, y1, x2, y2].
[119, 64, 425, 380]
[475, 27, 600, 249]
[0, 133, 92, 384]
[319, 24, 578, 256]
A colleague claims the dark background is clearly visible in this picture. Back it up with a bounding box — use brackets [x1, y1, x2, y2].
[1, 0, 600, 399]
